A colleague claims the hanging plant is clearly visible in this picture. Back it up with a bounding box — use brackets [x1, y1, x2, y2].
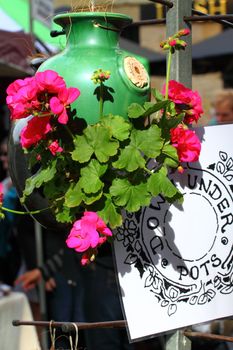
[1, 29, 203, 265]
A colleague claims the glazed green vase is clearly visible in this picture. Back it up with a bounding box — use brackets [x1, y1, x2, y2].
[8, 12, 150, 229]
[38, 12, 150, 123]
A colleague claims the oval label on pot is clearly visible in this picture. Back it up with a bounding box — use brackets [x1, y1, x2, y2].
[124, 57, 149, 88]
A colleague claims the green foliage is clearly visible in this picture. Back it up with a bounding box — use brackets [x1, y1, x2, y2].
[98, 195, 123, 228]
[110, 178, 151, 212]
[147, 167, 180, 199]
[161, 143, 179, 168]
[22, 93, 185, 229]
[101, 115, 131, 141]
[79, 159, 107, 194]
[65, 182, 83, 208]
[71, 125, 119, 163]
[22, 160, 57, 202]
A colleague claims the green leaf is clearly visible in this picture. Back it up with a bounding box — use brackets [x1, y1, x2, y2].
[82, 189, 103, 205]
[80, 159, 107, 194]
[72, 125, 119, 163]
[113, 125, 163, 172]
[143, 102, 155, 110]
[144, 100, 170, 117]
[65, 182, 83, 208]
[98, 195, 123, 228]
[55, 206, 73, 223]
[166, 113, 185, 129]
[128, 103, 145, 119]
[151, 88, 164, 102]
[101, 115, 131, 141]
[147, 167, 179, 198]
[162, 144, 179, 168]
[113, 144, 145, 172]
[110, 178, 151, 212]
[132, 126, 163, 158]
[166, 101, 177, 117]
[22, 160, 57, 201]
[166, 190, 183, 204]
[71, 134, 93, 163]
[43, 176, 66, 200]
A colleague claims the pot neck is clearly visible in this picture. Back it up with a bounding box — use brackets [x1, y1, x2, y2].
[54, 12, 132, 50]
[65, 19, 119, 49]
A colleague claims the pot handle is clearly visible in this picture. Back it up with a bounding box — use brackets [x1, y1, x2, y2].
[50, 29, 66, 37]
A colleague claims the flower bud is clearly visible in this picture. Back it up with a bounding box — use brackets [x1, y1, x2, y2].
[178, 28, 190, 37]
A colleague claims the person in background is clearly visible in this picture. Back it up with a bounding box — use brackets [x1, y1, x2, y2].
[0, 137, 20, 286]
[210, 89, 233, 124]
[15, 227, 87, 349]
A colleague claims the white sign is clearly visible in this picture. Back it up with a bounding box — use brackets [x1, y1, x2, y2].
[114, 124, 233, 341]
[32, 0, 54, 28]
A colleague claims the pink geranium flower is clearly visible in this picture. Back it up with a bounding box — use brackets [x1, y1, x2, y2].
[20, 116, 52, 148]
[48, 140, 63, 156]
[170, 125, 201, 163]
[6, 77, 39, 120]
[35, 70, 66, 94]
[163, 80, 203, 124]
[66, 212, 112, 254]
[6, 70, 80, 124]
[50, 87, 80, 124]
[6, 77, 32, 96]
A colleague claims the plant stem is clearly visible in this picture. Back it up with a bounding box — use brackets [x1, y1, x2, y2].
[64, 125, 74, 139]
[2, 206, 51, 215]
[99, 82, 104, 118]
[143, 167, 154, 176]
[165, 49, 172, 100]
[37, 112, 53, 118]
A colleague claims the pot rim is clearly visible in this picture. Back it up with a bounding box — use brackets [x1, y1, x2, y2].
[54, 11, 132, 29]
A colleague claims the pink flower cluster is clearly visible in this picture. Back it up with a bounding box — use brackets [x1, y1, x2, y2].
[164, 80, 203, 124]
[170, 125, 201, 163]
[6, 70, 80, 149]
[160, 28, 190, 51]
[161, 80, 203, 164]
[48, 140, 63, 156]
[66, 212, 112, 265]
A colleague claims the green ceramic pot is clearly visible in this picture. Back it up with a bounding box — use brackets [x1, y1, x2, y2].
[8, 12, 151, 229]
[38, 12, 150, 123]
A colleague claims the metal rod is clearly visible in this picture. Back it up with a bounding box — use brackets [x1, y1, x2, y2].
[128, 13, 233, 29]
[191, 10, 233, 28]
[34, 222, 48, 349]
[166, 0, 192, 88]
[149, 0, 173, 8]
[189, 14, 233, 21]
[184, 331, 233, 343]
[13, 320, 127, 330]
[129, 18, 166, 27]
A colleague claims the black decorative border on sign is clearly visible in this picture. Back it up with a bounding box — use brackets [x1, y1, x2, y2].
[115, 151, 233, 316]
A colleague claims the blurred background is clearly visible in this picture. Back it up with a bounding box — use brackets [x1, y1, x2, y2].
[0, 0, 233, 135]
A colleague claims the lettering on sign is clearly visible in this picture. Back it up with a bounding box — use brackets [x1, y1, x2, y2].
[141, 0, 232, 20]
[115, 148, 232, 317]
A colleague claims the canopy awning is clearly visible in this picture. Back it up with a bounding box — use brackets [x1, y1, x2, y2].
[0, 30, 35, 77]
[192, 29, 233, 60]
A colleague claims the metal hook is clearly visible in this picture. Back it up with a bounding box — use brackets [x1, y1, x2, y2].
[92, 21, 120, 32]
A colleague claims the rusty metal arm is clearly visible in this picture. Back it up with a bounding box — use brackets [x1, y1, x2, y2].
[12, 319, 127, 331]
[184, 330, 233, 343]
